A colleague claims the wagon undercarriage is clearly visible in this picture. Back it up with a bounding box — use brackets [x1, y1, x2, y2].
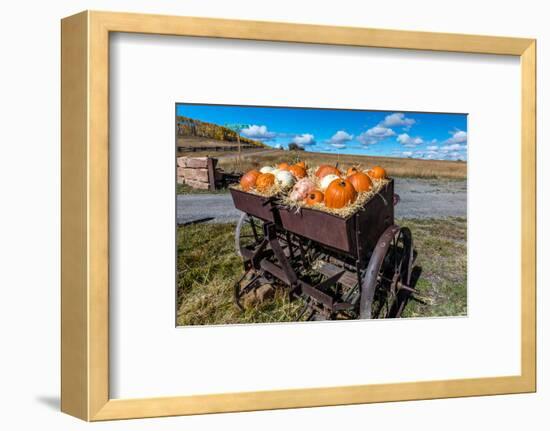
[231, 180, 423, 320]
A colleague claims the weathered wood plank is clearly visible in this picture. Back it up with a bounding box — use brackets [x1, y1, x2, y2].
[183, 168, 209, 182]
[185, 157, 209, 168]
[177, 157, 209, 168]
[184, 179, 210, 190]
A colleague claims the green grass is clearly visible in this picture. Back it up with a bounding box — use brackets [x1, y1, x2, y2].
[398, 217, 467, 318]
[176, 183, 229, 195]
[176, 217, 467, 326]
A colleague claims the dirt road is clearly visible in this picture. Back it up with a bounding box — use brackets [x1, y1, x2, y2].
[176, 178, 466, 224]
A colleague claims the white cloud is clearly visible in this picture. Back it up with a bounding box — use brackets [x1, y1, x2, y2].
[409, 144, 466, 161]
[357, 126, 395, 145]
[448, 151, 465, 160]
[430, 130, 467, 159]
[397, 133, 424, 147]
[241, 124, 277, 140]
[328, 130, 353, 147]
[440, 143, 465, 152]
[330, 143, 347, 149]
[380, 113, 416, 130]
[292, 133, 315, 146]
[402, 151, 413, 157]
[357, 113, 414, 146]
[368, 126, 395, 138]
[445, 129, 467, 145]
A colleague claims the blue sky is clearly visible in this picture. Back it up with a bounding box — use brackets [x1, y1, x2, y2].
[176, 104, 467, 161]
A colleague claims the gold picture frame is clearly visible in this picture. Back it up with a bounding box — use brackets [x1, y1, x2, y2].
[61, 10, 536, 421]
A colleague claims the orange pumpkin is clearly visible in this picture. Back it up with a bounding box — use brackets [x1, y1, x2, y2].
[347, 172, 373, 192]
[288, 164, 307, 179]
[369, 166, 387, 180]
[346, 166, 359, 177]
[278, 162, 291, 170]
[304, 190, 324, 206]
[296, 161, 307, 169]
[315, 164, 341, 179]
[325, 179, 357, 209]
[239, 169, 261, 191]
[255, 173, 275, 192]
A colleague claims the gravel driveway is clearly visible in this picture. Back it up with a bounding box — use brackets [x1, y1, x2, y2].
[177, 178, 466, 224]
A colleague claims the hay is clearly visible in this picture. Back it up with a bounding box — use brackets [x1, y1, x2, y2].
[231, 180, 289, 198]
[232, 164, 390, 218]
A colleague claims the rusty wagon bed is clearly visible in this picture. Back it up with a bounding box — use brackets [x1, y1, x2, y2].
[230, 180, 394, 262]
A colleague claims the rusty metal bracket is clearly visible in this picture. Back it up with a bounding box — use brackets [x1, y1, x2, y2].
[265, 223, 298, 285]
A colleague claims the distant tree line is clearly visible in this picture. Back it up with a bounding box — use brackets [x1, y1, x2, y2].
[176, 116, 264, 146]
[288, 142, 305, 151]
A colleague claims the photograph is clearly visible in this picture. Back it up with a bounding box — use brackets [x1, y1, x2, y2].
[176, 104, 467, 325]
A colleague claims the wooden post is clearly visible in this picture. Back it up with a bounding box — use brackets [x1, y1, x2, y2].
[236, 132, 241, 172]
[207, 157, 217, 191]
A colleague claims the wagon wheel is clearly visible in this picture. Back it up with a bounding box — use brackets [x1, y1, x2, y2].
[233, 213, 267, 310]
[359, 225, 414, 319]
[234, 212, 265, 257]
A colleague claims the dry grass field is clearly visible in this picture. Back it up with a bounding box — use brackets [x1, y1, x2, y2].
[216, 149, 467, 179]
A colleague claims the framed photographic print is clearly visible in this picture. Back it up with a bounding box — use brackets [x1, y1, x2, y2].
[61, 10, 536, 421]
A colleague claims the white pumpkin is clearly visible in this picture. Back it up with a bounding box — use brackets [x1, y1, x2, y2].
[289, 178, 316, 201]
[320, 174, 340, 190]
[259, 166, 275, 174]
[274, 170, 295, 189]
